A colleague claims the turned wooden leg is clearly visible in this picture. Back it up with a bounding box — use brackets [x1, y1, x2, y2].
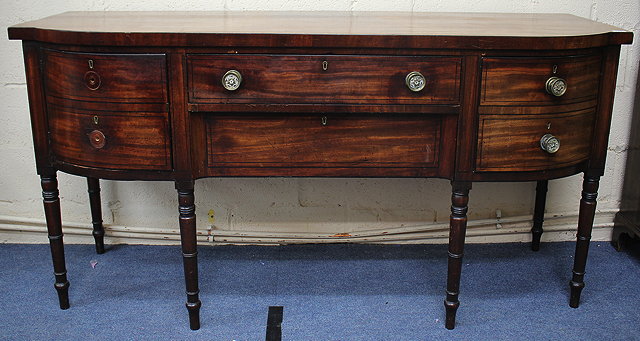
[444, 181, 471, 330]
[177, 183, 201, 330]
[569, 174, 599, 308]
[531, 180, 548, 251]
[41, 173, 70, 309]
[87, 177, 105, 254]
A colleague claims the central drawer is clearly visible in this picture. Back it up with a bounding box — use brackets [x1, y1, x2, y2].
[205, 114, 444, 171]
[188, 55, 461, 105]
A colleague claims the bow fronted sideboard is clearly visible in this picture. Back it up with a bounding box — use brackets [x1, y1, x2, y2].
[7, 11, 633, 330]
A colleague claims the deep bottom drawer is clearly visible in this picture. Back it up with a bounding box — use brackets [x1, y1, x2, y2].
[48, 106, 172, 170]
[205, 114, 444, 170]
[476, 108, 595, 172]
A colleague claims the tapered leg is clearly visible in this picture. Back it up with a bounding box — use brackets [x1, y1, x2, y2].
[569, 175, 599, 308]
[87, 177, 105, 254]
[177, 183, 201, 330]
[41, 173, 70, 309]
[444, 181, 471, 330]
[531, 180, 548, 251]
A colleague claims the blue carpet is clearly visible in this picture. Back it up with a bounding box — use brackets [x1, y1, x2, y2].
[0, 241, 639, 340]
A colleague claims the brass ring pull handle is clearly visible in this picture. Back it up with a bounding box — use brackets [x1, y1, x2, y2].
[222, 70, 242, 91]
[405, 71, 426, 92]
[540, 133, 560, 154]
[545, 76, 567, 97]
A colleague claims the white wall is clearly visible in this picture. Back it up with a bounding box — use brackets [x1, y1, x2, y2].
[0, 0, 638, 245]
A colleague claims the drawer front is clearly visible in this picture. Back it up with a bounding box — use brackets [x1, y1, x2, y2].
[476, 109, 595, 172]
[188, 55, 461, 105]
[43, 50, 168, 103]
[48, 106, 172, 170]
[480, 55, 601, 106]
[206, 114, 441, 169]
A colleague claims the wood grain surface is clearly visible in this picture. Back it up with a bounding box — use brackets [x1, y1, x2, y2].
[43, 49, 168, 103]
[476, 109, 595, 172]
[48, 106, 171, 170]
[8, 11, 633, 49]
[206, 114, 441, 168]
[480, 55, 601, 106]
[188, 54, 460, 105]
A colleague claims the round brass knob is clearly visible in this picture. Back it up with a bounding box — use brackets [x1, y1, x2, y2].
[405, 71, 426, 92]
[84, 71, 101, 91]
[222, 70, 242, 91]
[545, 76, 567, 97]
[88, 130, 106, 149]
[540, 133, 560, 154]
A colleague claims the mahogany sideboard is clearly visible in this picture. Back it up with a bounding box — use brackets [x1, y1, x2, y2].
[8, 11, 633, 331]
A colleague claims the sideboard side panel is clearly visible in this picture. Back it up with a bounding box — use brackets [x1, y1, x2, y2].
[22, 41, 52, 173]
[588, 45, 622, 176]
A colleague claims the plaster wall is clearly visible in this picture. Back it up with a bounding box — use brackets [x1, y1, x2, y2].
[0, 0, 638, 244]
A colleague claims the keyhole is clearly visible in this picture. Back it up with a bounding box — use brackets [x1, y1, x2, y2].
[322, 61, 328, 71]
[321, 116, 328, 126]
[552, 65, 558, 74]
[547, 122, 551, 130]
[88, 59, 94, 69]
[93, 116, 99, 125]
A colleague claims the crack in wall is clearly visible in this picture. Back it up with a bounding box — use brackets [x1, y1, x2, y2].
[350, 0, 359, 11]
[3, 83, 26, 88]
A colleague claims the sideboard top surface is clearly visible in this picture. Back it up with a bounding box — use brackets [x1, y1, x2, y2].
[7, 11, 633, 49]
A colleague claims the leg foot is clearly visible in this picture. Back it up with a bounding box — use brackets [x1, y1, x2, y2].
[177, 182, 201, 330]
[569, 174, 599, 308]
[87, 177, 105, 254]
[444, 181, 471, 330]
[531, 180, 548, 251]
[186, 301, 202, 330]
[41, 173, 70, 309]
[569, 280, 585, 308]
[444, 297, 460, 330]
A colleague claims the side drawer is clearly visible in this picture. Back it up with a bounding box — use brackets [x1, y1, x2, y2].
[480, 55, 601, 106]
[43, 50, 168, 103]
[206, 114, 442, 169]
[476, 108, 595, 172]
[188, 55, 461, 105]
[48, 106, 172, 170]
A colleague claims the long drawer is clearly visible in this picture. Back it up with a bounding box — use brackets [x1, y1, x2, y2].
[187, 55, 461, 105]
[201, 113, 454, 177]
